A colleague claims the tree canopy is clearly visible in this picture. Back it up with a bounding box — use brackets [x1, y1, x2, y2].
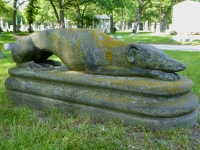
[0, 0, 13, 23]
[1, 0, 199, 33]
[24, 0, 39, 32]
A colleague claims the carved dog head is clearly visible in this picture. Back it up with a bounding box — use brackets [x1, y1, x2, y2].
[12, 36, 34, 63]
[126, 44, 186, 72]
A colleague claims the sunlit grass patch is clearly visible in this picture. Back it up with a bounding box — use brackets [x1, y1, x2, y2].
[110, 31, 200, 45]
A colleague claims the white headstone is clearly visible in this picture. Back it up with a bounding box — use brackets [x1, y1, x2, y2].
[20, 18, 26, 31]
[20, 17, 23, 26]
[155, 22, 161, 33]
[1, 18, 4, 30]
[144, 20, 149, 31]
[132, 23, 135, 30]
[171, 1, 200, 34]
[64, 18, 69, 28]
[151, 22, 155, 33]
[21, 25, 26, 31]
[40, 24, 44, 30]
[125, 24, 128, 31]
[10, 25, 13, 31]
[5, 22, 9, 31]
[94, 15, 110, 33]
[32, 24, 36, 31]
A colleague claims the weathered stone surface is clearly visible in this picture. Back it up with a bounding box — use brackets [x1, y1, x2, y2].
[11, 29, 186, 81]
[5, 67, 199, 130]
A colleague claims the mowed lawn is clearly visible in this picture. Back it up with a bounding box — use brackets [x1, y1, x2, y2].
[110, 31, 200, 45]
[0, 31, 199, 149]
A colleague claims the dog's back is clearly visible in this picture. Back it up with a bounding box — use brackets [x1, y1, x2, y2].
[29, 29, 128, 71]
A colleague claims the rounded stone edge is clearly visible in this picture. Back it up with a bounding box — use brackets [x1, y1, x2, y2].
[6, 90, 199, 130]
[8, 67, 194, 96]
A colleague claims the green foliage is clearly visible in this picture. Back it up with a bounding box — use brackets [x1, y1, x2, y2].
[66, 2, 102, 28]
[114, 0, 138, 27]
[16, 0, 200, 32]
[94, 0, 125, 12]
[141, 0, 184, 24]
[24, 0, 39, 25]
[0, 33, 15, 50]
[0, 0, 13, 23]
[34, 0, 56, 24]
[142, 0, 160, 22]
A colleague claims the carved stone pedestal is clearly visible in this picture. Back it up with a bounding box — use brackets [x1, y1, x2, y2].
[5, 67, 199, 130]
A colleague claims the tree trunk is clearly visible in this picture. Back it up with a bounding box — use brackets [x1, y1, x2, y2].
[13, 0, 17, 33]
[161, 0, 175, 32]
[132, 7, 142, 33]
[159, 0, 162, 23]
[28, 24, 32, 33]
[77, 4, 88, 28]
[110, 11, 114, 33]
[161, 7, 171, 32]
[58, 0, 65, 28]
[0, 26, 3, 33]
[81, 4, 88, 28]
[120, 9, 124, 31]
[77, 4, 82, 28]
[49, 0, 61, 27]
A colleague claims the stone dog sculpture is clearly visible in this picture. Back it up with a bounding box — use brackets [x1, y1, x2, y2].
[12, 28, 186, 81]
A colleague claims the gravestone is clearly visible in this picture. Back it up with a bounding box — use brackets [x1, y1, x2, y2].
[171, 1, 200, 34]
[40, 24, 44, 30]
[0, 17, 4, 31]
[5, 28, 199, 130]
[94, 15, 110, 33]
[20, 18, 26, 31]
[5, 22, 9, 32]
[151, 22, 155, 33]
[155, 22, 161, 33]
[32, 24, 36, 31]
[144, 20, 149, 31]
[10, 25, 13, 32]
[131, 23, 139, 33]
[64, 18, 69, 28]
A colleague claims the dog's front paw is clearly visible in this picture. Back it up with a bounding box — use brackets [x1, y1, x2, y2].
[150, 70, 180, 81]
[27, 61, 44, 69]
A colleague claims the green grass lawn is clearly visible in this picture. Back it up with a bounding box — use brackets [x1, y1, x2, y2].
[0, 32, 200, 149]
[110, 31, 200, 45]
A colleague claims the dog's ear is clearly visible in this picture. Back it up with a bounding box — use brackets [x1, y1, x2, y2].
[126, 44, 141, 63]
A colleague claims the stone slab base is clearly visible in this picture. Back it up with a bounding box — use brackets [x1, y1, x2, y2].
[5, 67, 199, 130]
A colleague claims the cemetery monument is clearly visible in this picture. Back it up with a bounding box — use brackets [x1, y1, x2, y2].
[170, 1, 200, 34]
[94, 15, 110, 33]
[5, 28, 199, 130]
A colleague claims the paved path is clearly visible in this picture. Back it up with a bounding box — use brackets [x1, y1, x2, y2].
[150, 44, 200, 52]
